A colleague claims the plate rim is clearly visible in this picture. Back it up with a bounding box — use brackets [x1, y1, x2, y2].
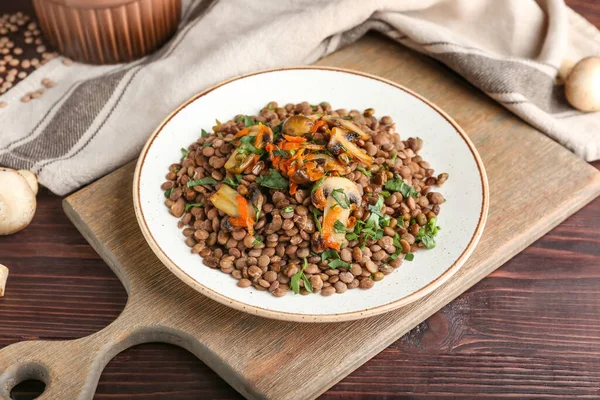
[133, 66, 489, 323]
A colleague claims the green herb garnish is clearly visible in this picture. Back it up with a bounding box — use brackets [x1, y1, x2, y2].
[164, 188, 174, 198]
[256, 169, 289, 190]
[201, 128, 209, 138]
[238, 135, 265, 156]
[415, 217, 440, 249]
[311, 176, 326, 194]
[321, 249, 339, 262]
[342, 116, 353, 120]
[290, 258, 313, 294]
[222, 174, 242, 189]
[391, 152, 397, 163]
[282, 205, 294, 214]
[313, 208, 323, 234]
[329, 259, 351, 269]
[202, 142, 212, 148]
[187, 177, 218, 187]
[242, 115, 258, 127]
[333, 220, 347, 233]
[405, 253, 415, 261]
[345, 232, 358, 241]
[331, 189, 349, 209]
[253, 236, 263, 246]
[180, 147, 189, 161]
[355, 166, 372, 177]
[253, 204, 261, 222]
[272, 148, 289, 157]
[384, 175, 419, 198]
[267, 103, 274, 110]
[380, 190, 391, 198]
[185, 202, 204, 211]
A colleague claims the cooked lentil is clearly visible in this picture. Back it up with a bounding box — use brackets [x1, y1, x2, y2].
[162, 102, 447, 296]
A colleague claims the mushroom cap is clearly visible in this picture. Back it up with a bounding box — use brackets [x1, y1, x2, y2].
[320, 176, 362, 205]
[17, 169, 38, 195]
[565, 57, 600, 112]
[0, 168, 37, 235]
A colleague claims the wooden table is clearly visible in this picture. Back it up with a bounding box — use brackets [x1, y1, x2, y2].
[1, 1, 599, 399]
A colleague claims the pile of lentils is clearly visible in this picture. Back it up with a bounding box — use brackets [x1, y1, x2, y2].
[162, 101, 448, 297]
[0, 12, 71, 108]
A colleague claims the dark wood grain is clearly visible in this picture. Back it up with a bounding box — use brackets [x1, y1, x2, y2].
[1, 1, 599, 399]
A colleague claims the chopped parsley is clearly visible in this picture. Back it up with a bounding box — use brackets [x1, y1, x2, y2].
[290, 258, 313, 294]
[331, 189, 349, 209]
[272, 122, 283, 140]
[185, 202, 204, 211]
[416, 217, 441, 249]
[282, 205, 294, 214]
[333, 220, 347, 233]
[353, 195, 389, 249]
[355, 166, 372, 177]
[180, 147, 189, 161]
[187, 177, 218, 187]
[256, 168, 289, 190]
[405, 253, 415, 261]
[267, 103, 274, 110]
[320, 249, 351, 269]
[384, 175, 420, 198]
[391, 152, 397, 163]
[272, 148, 289, 157]
[380, 190, 391, 198]
[253, 204, 261, 221]
[164, 188, 174, 198]
[202, 142, 212, 148]
[201, 128, 209, 138]
[238, 135, 265, 156]
[345, 232, 358, 241]
[311, 176, 326, 194]
[252, 236, 263, 246]
[312, 208, 323, 234]
[222, 174, 242, 189]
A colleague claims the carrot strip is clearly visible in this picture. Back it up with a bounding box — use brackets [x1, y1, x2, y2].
[289, 182, 298, 195]
[310, 120, 326, 133]
[230, 195, 255, 235]
[283, 134, 307, 143]
[234, 128, 249, 138]
[322, 206, 342, 250]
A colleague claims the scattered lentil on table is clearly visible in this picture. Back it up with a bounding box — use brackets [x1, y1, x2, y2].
[0, 12, 72, 107]
[162, 101, 448, 296]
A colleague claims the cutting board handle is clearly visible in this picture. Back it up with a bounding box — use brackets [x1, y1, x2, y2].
[0, 303, 187, 400]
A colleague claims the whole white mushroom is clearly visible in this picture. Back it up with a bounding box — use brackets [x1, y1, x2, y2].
[565, 56, 600, 112]
[0, 168, 37, 235]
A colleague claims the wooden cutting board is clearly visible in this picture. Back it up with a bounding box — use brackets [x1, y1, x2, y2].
[1, 34, 599, 400]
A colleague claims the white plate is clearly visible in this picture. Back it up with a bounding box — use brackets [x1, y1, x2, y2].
[133, 67, 489, 323]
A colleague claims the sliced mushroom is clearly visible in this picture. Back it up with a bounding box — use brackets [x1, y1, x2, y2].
[225, 125, 271, 174]
[0, 168, 37, 235]
[328, 127, 373, 167]
[209, 184, 241, 218]
[282, 115, 314, 136]
[0, 264, 7, 297]
[311, 177, 361, 250]
[323, 116, 370, 140]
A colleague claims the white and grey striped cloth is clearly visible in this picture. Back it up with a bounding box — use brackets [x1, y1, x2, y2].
[0, 0, 598, 195]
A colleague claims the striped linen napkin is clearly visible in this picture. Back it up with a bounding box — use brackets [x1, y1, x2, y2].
[0, 0, 598, 195]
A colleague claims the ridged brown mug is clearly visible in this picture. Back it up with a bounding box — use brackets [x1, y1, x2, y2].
[33, 0, 182, 64]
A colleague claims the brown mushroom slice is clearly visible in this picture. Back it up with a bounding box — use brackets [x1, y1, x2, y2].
[224, 125, 271, 174]
[209, 184, 241, 218]
[282, 115, 314, 136]
[304, 153, 350, 175]
[323, 116, 370, 140]
[328, 127, 373, 167]
[313, 177, 362, 250]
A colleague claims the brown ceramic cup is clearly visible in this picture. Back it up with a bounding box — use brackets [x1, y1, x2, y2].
[33, 0, 182, 64]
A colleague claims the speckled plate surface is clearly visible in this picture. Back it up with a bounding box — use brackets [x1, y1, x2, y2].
[133, 67, 489, 323]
